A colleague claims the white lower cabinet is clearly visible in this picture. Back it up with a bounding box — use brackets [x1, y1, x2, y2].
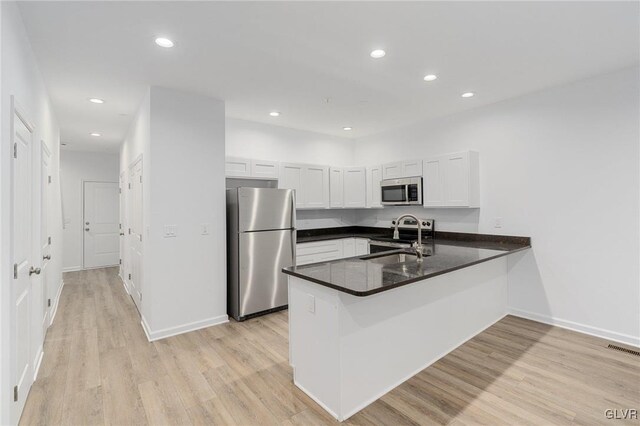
[296, 237, 369, 266]
[355, 238, 369, 255]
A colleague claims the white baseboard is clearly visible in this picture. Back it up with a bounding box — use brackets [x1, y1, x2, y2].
[49, 279, 64, 326]
[33, 346, 44, 381]
[508, 308, 640, 348]
[293, 378, 341, 421]
[62, 266, 82, 273]
[142, 314, 229, 342]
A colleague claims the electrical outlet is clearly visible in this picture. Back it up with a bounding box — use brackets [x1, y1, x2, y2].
[201, 223, 210, 235]
[494, 217, 503, 228]
[164, 225, 177, 238]
[306, 294, 315, 314]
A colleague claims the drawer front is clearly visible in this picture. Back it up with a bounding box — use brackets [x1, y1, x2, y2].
[297, 240, 343, 256]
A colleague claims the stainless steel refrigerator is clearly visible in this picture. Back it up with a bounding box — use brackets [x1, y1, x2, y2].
[226, 187, 296, 321]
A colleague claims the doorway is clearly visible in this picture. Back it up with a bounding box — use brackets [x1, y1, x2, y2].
[82, 181, 119, 269]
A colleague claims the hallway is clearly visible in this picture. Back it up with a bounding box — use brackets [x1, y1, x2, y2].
[20, 268, 640, 425]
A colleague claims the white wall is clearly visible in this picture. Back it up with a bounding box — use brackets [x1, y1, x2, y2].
[0, 2, 63, 423]
[227, 118, 358, 229]
[227, 117, 355, 166]
[120, 86, 227, 340]
[353, 67, 640, 345]
[60, 150, 119, 271]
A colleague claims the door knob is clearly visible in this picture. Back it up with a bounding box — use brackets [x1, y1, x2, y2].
[85, 228, 90, 231]
[43, 254, 51, 260]
[29, 266, 41, 276]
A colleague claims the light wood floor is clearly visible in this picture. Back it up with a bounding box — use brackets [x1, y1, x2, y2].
[20, 267, 639, 425]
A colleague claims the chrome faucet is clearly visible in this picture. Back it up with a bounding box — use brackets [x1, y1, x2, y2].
[393, 214, 424, 262]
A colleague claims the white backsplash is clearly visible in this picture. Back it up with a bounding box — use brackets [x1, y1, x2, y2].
[296, 207, 480, 233]
[357, 207, 480, 233]
[296, 209, 359, 230]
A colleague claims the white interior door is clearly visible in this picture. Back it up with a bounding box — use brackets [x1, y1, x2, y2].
[119, 172, 125, 279]
[40, 142, 51, 335]
[83, 181, 119, 269]
[11, 103, 35, 425]
[128, 159, 143, 309]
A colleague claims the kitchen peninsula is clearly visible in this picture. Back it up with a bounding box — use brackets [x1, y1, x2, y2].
[283, 231, 530, 421]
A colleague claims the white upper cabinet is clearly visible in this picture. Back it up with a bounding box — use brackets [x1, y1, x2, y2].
[343, 167, 366, 208]
[251, 159, 279, 179]
[329, 167, 344, 208]
[279, 163, 305, 208]
[226, 157, 279, 179]
[382, 162, 403, 179]
[423, 151, 479, 208]
[366, 165, 383, 208]
[382, 160, 423, 179]
[403, 160, 423, 177]
[303, 165, 330, 209]
[225, 157, 251, 177]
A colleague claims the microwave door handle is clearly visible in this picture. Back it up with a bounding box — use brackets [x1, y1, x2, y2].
[405, 185, 410, 202]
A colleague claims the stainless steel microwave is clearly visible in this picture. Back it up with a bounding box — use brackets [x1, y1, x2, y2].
[381, 177, 423, 206]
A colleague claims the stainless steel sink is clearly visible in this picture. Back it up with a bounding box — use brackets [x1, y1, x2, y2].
[361, 251, 419, 265]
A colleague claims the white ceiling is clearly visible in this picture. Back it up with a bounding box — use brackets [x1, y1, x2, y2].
[18, 1, 640, 153]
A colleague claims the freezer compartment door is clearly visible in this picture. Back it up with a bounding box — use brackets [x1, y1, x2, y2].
[239, 229, 294, 317]
[238, 187, 296, 232]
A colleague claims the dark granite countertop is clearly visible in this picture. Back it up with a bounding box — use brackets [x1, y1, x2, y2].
[285, 227, 531, 297]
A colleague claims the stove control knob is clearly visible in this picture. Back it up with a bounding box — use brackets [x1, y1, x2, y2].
[422, 221, 427, 226]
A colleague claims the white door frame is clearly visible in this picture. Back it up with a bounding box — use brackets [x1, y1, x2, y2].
[81, 180, 119, 270]
[8, 96, 38, 426]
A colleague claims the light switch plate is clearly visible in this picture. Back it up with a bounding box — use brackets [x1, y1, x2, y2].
[164, 225, 177, 238]
[306, 294, 315, 314]
[201, 223, 210, 235]
[494, 217, 503, 228]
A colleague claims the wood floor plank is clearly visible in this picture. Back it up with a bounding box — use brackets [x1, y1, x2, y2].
[20, 267, 640, 426]
[138, 375, 192, 426]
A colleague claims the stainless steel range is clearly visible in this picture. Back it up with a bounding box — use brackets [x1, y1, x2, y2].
[368, 217, 434, 255]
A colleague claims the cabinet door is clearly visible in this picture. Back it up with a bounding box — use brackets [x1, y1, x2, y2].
[279, 163, 305, 207]
[303, 165, 330, 209]
[402, 160, 423, 177]
[423, 156, 445, 207]
[343, 238, 355, 257]
[382, 162, 403, 179]
[329, 167, 344, 208]
[355, 238, 369, 255]
[366, 165, 383, 208]
[443, 152, 470, 207]
[251, 159, 279, 179]
[343, 167, 366, 208]
[225, 157, 251, 177]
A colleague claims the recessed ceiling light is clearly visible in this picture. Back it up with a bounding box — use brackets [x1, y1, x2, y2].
[343, 127, 353, 131]
[90, 132, 101, 137]
[89, 98, 104, 104]
[370, 49, 386, 59]
[269, 111, 280, 117]
[461, 92, 475, 98]
[423, 74, 438, 82]
[155, 37, 174, 48]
